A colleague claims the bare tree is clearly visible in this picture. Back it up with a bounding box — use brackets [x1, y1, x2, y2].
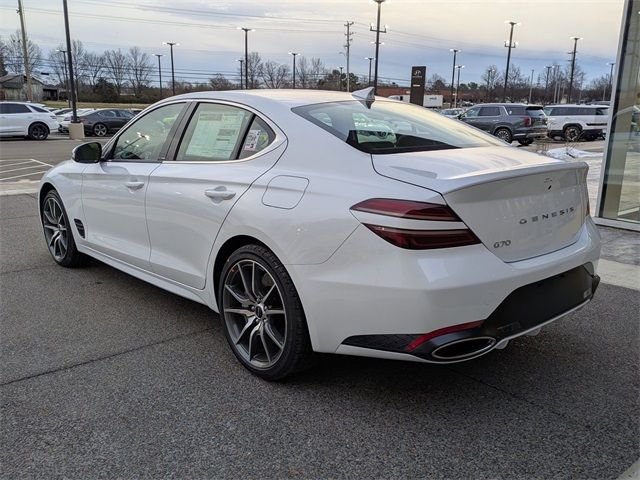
[209, 74, 234, 90]
[481, 65, 500, 100]
[0, 37, 8, 76]
[127, 46, 152, 97]
[261, 60, 290, 88]
[308, 58, 326, 88]
[103, 48, 128, 96]
[246, 52, 263, 89]
[5, 30, 41, 75]
[47, 48, 67, 87]
[296, 56, 311, 88]
[84, 52, 105, 89]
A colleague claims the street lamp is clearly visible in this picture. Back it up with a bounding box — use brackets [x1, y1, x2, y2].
[455, 65, 465, 108]
[605, 61, 615, 100]
[369, 0, 388, 94]
[544, 65, 552, 104]
[365, 57, 375, 86]
[237, 59, 244, 89]
[449, 49, 460, 107]
[288, 52, 300, 89]
[567, 36, 582, 103]
[528, 68, 535, 104]
[153, 54, 164, 98]
[502, 20, 521, 102]
[56, 48, 70, 107]
[238, 27, 254, 89]
[163, 41, 179, 95]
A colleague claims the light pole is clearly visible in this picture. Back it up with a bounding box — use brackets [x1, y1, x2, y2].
[288, 52, 299, 89]
[369, 0, 388, 94]
[365, 57, 375, 87]
[544, 65, 552, 104]
[502, 20, 520, 102]
[237, 59, 244, 89]
[455, 65, 465, 108]
[238, 27, 254, 89]
[528, 68, 535, 104]
[153, 54, 163, 98]
[449, 49, 460, 107]
[62, 0, 78, 124]
[163, 41, 178, 95]
[567, 36, 581, 103]
[553, 64, 561, 103]
[605, 61, 615, 100]
[56, 48, 70, 107]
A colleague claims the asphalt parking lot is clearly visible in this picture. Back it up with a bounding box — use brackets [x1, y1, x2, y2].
[0, 192, 639, 478]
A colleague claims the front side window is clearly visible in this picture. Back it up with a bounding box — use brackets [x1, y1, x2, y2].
[464, 107, 480, 118]
[2, 103, 30, 114]
[111, 103, 184, 161]
[293, 100, 504, 154]
[176, 103, 253, 161]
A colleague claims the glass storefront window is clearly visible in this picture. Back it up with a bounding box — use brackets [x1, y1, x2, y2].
[598, 0, 640, 227]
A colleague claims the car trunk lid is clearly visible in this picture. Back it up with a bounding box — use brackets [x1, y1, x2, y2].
[371, 146, 588, 262]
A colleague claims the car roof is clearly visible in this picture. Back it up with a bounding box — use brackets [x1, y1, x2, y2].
[546, 104, 606, 108]
[169, 89, 376, 109]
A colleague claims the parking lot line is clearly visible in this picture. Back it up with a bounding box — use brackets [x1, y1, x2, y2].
[0, 165, 51, 174]
[29, 158, 54, 167]
[0, 170, 49, 182]
[0, 160, 39, 168]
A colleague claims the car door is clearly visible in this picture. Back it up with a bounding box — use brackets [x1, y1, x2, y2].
[459, 106, 480, 128]
[476, 106, 502, 133]
[81, 102, 187, 269]
[145, 101, 286, 289]
[0, 103, 32, 135]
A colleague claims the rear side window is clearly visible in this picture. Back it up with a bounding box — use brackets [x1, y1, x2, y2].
[478, 106, 501, 116]
[506, 106, 525, 115]
[176, 103, 253, 162]
[238, 116, 276, 159]
[596, 107, 609, 116]
[293, 100, 504, 154]
[98, 110, 116, 118]
[29, 105, 49, 113]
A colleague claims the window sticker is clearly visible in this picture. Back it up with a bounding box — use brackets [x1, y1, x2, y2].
[185, 110, 246, 159]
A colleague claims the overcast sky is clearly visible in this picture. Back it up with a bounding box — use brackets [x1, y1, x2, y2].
[0, 0, 624, 87]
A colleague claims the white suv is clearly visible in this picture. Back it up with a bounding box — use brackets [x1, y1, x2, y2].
[544, 104, 609, 142]
[0, 101, 59, 140]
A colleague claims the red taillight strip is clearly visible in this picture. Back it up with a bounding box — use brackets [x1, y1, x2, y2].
[364, 224, 480, 250]
[405, 320, 484, 352]
[351, 198, 462, 222]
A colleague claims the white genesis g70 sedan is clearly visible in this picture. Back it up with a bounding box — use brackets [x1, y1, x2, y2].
[39, 89, 601, 379]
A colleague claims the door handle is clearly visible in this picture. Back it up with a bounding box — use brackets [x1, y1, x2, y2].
[124, 180, 145, 190]
[205, 187, 236, 201]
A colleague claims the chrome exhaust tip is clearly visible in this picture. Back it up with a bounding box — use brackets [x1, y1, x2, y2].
[431, 336, 497, 361]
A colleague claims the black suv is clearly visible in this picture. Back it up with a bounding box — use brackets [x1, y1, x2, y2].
[458, 103, 548, 145]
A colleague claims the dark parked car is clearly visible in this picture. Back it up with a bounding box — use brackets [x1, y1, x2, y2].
[458, 103, 548, 145]
[80, 109, 135, 137]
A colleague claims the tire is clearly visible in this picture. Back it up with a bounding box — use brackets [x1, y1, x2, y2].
[92, 123, 108, 137]
[494, 128, 513, 143]
[28, 122, 49, 140]
[517, 138, 534, 146]
[218, 244, 313, 380]
[563, 125, 582, 142]
[41, 190, 87, 268]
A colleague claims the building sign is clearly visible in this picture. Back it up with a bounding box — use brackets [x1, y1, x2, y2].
[410, 66, 426, 106]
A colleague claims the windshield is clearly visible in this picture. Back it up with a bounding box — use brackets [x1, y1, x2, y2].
[293, 101, 503, 154]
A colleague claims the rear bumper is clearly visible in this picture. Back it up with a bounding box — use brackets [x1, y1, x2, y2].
[342, 264, 599, 362]
[288, 218, 601, 356]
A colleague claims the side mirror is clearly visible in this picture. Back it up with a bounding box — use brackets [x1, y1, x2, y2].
[458, 113, 465, 119]
[72, 142, 102, 163]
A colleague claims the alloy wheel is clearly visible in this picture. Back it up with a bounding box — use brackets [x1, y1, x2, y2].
[31, 124, 47, 140]
[222, 259, 287, 369]
[564, 126, 581, 142]
[42, 196, 68, 262]
[94, 124, 108, 137]
[496, 129, 512, 142]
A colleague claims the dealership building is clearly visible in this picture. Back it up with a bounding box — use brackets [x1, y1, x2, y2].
[596, 0, 639, 230]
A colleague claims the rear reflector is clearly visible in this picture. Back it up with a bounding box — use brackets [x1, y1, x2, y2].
[405, 320, 484, 351]
[364, 224, 480, 250]
[352, 198, 462, 221]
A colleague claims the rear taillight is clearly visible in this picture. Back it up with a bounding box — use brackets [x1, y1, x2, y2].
[352, 199, 480, 250]
[523, 117, 532, 127]
[351, 198, 461, 221]
[363, 225, 480, 250]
